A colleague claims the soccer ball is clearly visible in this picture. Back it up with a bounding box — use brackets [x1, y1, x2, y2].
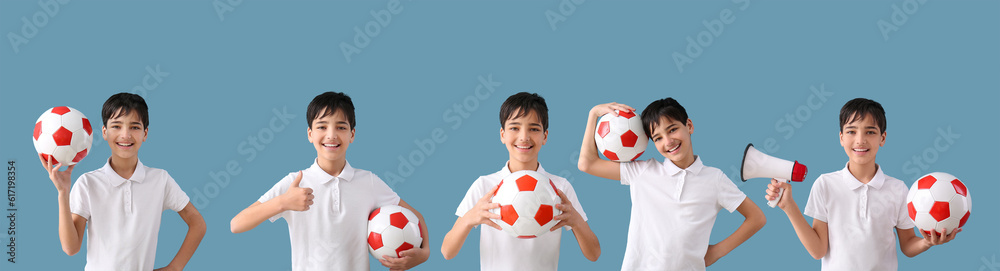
[595, 110, 648, 162]
[490, 170, 562, 239]
[32, 106, 93, 166]
[367, 205, 422, 259]
[906, 172, 971, 236]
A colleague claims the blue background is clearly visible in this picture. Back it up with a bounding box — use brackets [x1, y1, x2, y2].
[1, 0, 998, 270]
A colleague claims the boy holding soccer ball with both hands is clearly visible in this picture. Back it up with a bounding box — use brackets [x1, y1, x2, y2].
[578, 98, 766, 270]
[42, 93, 207, 271]
[441, 92, 600, 271]
[230, 92, 429, 271]
[764, 98, 958, 270]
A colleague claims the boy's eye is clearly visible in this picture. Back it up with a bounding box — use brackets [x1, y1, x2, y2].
[338, 126, 348, 130]
[509, 127, 518, 131]
[530, 128, 540, 132]
[669, 128, 678, 133]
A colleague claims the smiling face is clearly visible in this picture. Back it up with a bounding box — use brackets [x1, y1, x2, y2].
[308, 108, 355, 164]
[649, 116, 695, 168]
[839, 113, 886, 167]
[102, 109, 147, 161]
[500, 109, 547, 168]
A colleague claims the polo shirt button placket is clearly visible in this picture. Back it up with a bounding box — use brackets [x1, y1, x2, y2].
[331, 178, 340, 212]
[859, 186, 868, 220]
[125, 181, 133, 215]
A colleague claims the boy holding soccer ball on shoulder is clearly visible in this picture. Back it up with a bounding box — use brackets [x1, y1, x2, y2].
[441, 92, 601, 270]
[41, 93, 207, 271]
[230, 92, 429, 271]
[764, 98, 958, 270]
[577, 98, 766, 270]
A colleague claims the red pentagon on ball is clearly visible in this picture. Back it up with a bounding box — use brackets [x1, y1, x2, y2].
[500, 205, 518, 226]
[917, 175, 936, 189]
[51, 106, 71, 115]
[618, 110, 636, 119]
[597, 121, 610, 138]
[951, 179, 967, 197]
[389, 212, 409, 229]
[515, 174, 537, 191]
[928, 201, 950, 222]
[53, 127, 73, 146]
[621, 130, 639, 148]
[368, 232, 383, 250]
[535, 204, 553, 226]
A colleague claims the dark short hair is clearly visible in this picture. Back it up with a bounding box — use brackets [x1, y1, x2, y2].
[307, 92, 356, 129]
[640, 97, 688, 139]
[839, 98, 886, 132]
[499, 92, 548, 130]
[102, 92, 149, 128]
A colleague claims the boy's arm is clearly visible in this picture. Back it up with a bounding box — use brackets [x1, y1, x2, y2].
[41, 156, 86, 256]
[705, 197, 766, 266]
[767, 180, 830, 259]
[230, 171, 312, 233]
[577, 103, 635, 180]
[378, 199, 430, 270]
[897, 226, 960, 257]
[156, 203, 206, 271]
[551, 190, 600, 261]
[441, 185, 501, 260]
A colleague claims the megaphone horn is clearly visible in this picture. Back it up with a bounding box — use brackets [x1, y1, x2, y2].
[740, 143, 808, 207]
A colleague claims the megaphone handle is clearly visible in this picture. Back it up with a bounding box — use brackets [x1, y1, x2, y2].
[767, 179, 789, 208]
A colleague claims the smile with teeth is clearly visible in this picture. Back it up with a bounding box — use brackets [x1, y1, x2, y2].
[853, 148, 869, 152]
[666, 142, 681, 153]
[116, 142, 134, 147]
[323, 143, 340, 148]
[515, 144, 532, 150]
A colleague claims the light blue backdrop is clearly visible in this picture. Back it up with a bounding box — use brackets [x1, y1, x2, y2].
[1, 0, 997, 270]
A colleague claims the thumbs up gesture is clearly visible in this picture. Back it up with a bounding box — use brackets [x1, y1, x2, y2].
[280, 171, 314, 211]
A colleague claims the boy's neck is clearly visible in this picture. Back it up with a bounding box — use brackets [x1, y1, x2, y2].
[109, 155, 139, 180]
[669, 154, 697, 169]
[847, 161, 879, 184]
[507, 159, 539, 172]
[317, 157, 347, 177]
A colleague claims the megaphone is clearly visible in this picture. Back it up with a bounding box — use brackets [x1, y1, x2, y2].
[741, 143, 808, 208]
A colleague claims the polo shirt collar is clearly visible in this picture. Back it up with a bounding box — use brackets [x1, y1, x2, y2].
[841, 162, 886, 190]
[500, 161, 546, 177]
[663, 155, 704, 176]
[102, 158, 147, 187]
[307, 159, 355, 184]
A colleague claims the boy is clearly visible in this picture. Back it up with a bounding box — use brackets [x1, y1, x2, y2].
[41, 93, 207, 271]
[230, 91, 429, 271]
[765, 98, 959, 270]
[577, 99, 766, 270]
[441, 92, 600, 270]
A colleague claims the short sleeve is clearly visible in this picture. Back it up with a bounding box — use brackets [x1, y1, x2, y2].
[69, 176, 91, 220]
[456, 177, 487, 217]
[804, 179, 828, 223]
[620, 158, 654, 185]
[370, 174, 401, 208]
[258, 173, 294, 222]
[162, 173, 191, 212]
[715, 172, 747, 213]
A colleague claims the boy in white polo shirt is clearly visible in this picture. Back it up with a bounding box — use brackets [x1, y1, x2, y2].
[441, 92, 601, 271]
[577, 98, 766, 270]
[230, 91, 430, 271]
[765, 98, 959, 270]
[41, 93, 207, 271]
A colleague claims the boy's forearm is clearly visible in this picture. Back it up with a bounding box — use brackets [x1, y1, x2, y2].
[230, 200, 283, 233]
[570, 221, 601, 261]
[441, 219, 473, 260]
[56, 191, 82, 256]
[783, 204, 827, 259]
[898, 230, 931, 257]
[715, 205, 765, 258]
[167, 214, 206, 269]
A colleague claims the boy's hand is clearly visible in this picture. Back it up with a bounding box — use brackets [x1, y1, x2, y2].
[550, 189, 583, 231]
[704, 244, 724, 267]
[590, 102, 636, 118]
[922, 227, 961, 247]
[460, 185, 502, 230]
[40, 155, 74, 193]
[765, 178, 796, 212]
[279, 171, 313, 211]
[378, 246, 429, 271]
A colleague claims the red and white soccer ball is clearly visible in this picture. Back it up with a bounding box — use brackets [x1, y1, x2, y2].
[906, 172, 971, 236]
[595, 110, 648, 162]
[367, 205, 423, 259]
[490, 170, 562, 239]
[32, 106, 93, 166]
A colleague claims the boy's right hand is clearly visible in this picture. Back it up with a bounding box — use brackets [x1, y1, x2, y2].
[766, 178, 796, 211]
[40, 156, 74, 194]
[460, 185, 501, 231]
[590, 102, 636, 118]
[280, 171, 314, 211]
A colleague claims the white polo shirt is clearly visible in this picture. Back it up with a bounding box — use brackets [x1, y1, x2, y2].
[69, 159, 190, 271]
[804, 164, 913, 271]
[258, 160, 400, 271]
[455, 162, 588, 271]
[619, 156, 746, 271]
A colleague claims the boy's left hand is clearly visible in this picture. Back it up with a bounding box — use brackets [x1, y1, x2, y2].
[379, 246, 429, 271]
[704, 244, 724, 267]
[550, 189, 583, 231]
[922, 228, 961, 247]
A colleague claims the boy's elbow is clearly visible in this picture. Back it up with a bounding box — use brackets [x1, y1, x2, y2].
[63, 246, 80, 256]
[230, 218, 244, 234]
[586, 249, 601, 262]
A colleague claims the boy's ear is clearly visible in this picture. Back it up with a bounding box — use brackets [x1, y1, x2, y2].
[542, 130, 548, 146]
[306, 127, 312, 143]
[686, 119, 694, 134]
[499, 128, 504, 144]
[880, 131, 887, 147]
